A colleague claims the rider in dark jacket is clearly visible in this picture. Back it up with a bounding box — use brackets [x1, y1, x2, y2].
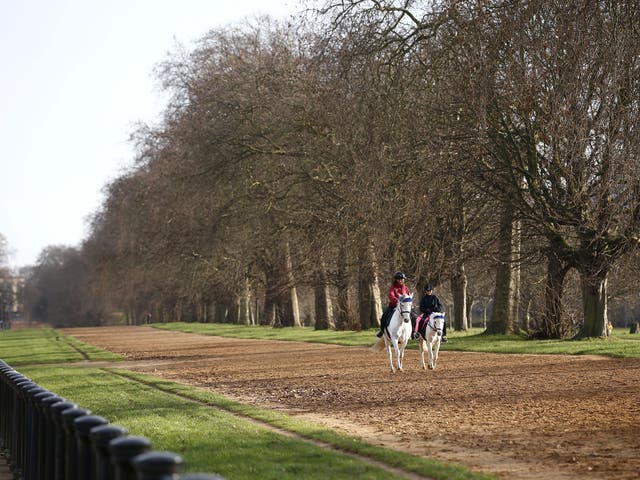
[414, 283, 448, 342]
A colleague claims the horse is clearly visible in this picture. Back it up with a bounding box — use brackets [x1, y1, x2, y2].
[418, 312, 445, 370]
[372, 294, 413, 372]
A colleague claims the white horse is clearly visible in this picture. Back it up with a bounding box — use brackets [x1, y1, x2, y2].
[372, 294, 413, 372]
[418, 312, 445, 370]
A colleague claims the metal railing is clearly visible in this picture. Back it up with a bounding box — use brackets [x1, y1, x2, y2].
[0, 360, 223, 480]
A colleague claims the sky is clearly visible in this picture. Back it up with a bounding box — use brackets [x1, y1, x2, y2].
[0, 0, 297, 269]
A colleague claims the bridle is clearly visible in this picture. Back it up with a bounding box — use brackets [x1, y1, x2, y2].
[427, 315, 443, 335]
[397, 297, 413, 323]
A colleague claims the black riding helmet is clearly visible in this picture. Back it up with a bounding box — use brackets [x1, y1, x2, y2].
[393, 271, 406, 280]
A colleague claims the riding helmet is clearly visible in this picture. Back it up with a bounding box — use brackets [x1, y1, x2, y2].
[393, 271, 406, 280]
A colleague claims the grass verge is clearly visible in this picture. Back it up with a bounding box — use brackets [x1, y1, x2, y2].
[152, 323, 640, 358]
[0, 327, 122, 365]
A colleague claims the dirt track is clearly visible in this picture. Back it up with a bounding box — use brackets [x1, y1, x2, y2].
[62, 326, 640, 480]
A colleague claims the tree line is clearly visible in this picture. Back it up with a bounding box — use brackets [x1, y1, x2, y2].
[18, 0, 640, 338]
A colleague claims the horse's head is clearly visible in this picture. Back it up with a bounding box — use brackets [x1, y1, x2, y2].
[397, 295, 413, 323]
[430, 312, 446, 336]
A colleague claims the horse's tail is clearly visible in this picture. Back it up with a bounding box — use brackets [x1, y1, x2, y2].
[370, 337, 386, 352]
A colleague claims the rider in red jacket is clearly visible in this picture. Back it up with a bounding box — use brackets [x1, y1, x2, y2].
[376, 272, 411, 337]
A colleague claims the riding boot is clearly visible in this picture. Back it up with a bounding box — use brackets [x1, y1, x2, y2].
[442, 322, 448, 342]
[377, 307, 391, 337]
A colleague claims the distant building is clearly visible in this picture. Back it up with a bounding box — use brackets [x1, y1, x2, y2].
[10, 275, 24, 321]
[0, 275, 24, 327]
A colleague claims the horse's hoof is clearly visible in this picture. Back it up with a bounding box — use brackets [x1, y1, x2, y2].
[428, 365, 434, 370]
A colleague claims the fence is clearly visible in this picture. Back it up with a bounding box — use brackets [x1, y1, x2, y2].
[0, 360, 224, 480]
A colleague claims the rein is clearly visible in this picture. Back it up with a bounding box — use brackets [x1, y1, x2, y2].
[427, 316, 443, 333]
[383, 298, 413, 337]
[397, 300, 412, 322]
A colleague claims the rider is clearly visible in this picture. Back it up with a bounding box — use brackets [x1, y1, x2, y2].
[413, 283, 448, 342]
[376, 271, 411, 338]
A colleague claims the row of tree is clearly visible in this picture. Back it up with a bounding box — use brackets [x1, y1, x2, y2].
[18, 0, 640, 338]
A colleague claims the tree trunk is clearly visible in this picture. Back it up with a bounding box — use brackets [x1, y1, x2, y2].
[451, 267, 468, 331]
[195, 298, 203, 323]
[483, 299, 489, 328]
[578, 270, 609, 338]
[522, 298, 531, 331]
[174, 299, 183, 322]
[227, 297, 239, 324]
[238, 276, 252, 326]
[214, 302, 227, 323]
[448, 188, 468, 332]
[335, 242, 354, 330]
[358, 242, 382, 330]
[466, 296, 474, 329]
[511, 219, 521, 328]
[279, 242, 301, 327]
[486, 203, 520, 334]
[544, 251, 570, 338]
[264, 301, 279, 326]
[262, 263, 280, 326]
[314, 256, 334, 330]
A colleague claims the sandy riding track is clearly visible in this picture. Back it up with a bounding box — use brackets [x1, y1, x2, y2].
[61, 326, 640, 480]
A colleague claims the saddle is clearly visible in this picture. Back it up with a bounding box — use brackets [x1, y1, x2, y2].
[414, 312, 444, 339]
[414, 313, 428, 339]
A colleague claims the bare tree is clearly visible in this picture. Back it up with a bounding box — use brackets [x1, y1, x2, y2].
[466, 1, 640, 338]
[23, 246, 102, 327]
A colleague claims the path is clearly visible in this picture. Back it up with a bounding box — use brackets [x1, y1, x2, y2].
[62, 326, 640, 480]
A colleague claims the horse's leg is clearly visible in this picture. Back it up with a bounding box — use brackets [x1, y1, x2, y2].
[427, 340, 434, 370]
[433, 340, 441, 369]
[398, 342, 407, 371]
[392, 338, 402, 371]
[419, 339, 426, 370]
[385, 339, 395, 372]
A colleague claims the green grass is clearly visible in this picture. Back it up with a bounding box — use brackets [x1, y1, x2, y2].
[17, 365, 493, 480]
[436, 327, 640, 357]
[153, 322, 640, 358]
[0, 327, 123, 365]
[153, 322, 379, 347]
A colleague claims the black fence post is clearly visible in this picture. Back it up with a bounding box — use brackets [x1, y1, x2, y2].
[12, 376, 35, 478]
[0, 370, 19, 472]
[0, 362, 226, 480]
[133, 451, 184, 480]
[74, 415, 108, 480]
[109, 436, 152, 480]
[0, 363, 15, 454]
[12, 374, 36, 477]
[50, 401, 77, 480]
[61, 407, 91, 480]
[31, 390, 57, 480]
[90, 424, 128, 480]
[38, 394, 64, 480]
